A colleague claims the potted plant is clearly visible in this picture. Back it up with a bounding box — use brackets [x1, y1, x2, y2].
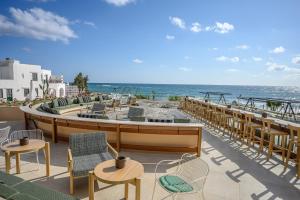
[262, 112, 268, 118]
[227, 104, 232, 109]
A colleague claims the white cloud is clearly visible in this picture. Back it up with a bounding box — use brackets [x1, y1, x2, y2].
[190, 22, 201, 33]
[206, 22, 234, 34]
[133, 58, 143, 64]
[292, 56, 300, 64]
[27, 0, 55, 2]
[236, 44, 249, 50]
[169, 16, 185, 29]
[178, 67, 191, 72]
[253, 57, 263, 62]
[209, 47, 218, 51]
[166, 34, 175, 40]
[270, 46, 285, 54]
[266, 62, 289, 71]
[216, 56, 239, 63]
[226, 68, 239, 72]
[22, 47, 31, 52]
[83, 21, 97, 28]
[0, 7, 77, 43]
[184, 56, 190, 60]
[104, 0, 135, 6]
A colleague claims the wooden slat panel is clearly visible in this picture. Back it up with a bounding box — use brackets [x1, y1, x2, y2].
[120, 125, 139, 133]
[139, 125, 178, 135]
[121, 144, 197, 153]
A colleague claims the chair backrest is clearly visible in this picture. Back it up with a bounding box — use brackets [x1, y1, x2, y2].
[92, 103, 105, 112]
[128, 107, 144, 118]
[177, 154, 209, 192]
[262, 118, 273, 133]
[0, 126, 11, 145]
[244, 113, 254, 124]
[120, 96, 128, 105]
[69, 132, 108, 157]
[9, 129, 44, 142]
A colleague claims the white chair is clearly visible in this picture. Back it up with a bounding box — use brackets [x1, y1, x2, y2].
[152, 153, 209, 200]
[9, 129, 44, 168]
[0, 126, 11, 146]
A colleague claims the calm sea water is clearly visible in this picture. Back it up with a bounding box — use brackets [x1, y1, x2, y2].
[88, 83, 300, 103]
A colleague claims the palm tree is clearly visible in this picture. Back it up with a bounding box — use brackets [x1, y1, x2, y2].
[73, 72, 89, 94]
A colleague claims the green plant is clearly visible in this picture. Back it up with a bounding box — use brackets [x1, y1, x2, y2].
[73, 72, 89, 94]
[168, 96, 181, 101]
[135, 94, 149, 99]
[266, 100, 282, 111]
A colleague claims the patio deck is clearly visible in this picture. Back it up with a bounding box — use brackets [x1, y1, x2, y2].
[0, 120, 300, 200]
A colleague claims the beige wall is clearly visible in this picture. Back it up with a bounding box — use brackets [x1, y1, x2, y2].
[0, 106, 24, 121]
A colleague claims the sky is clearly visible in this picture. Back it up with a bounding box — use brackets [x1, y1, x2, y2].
[0, 0, 300, 86]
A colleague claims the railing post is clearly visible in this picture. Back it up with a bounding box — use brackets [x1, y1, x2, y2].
[51, 118, 58, 143]
[197, 127, 202, 157]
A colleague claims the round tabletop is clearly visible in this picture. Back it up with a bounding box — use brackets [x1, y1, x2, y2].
[1, 139, 45, 153]
[94, 159, 144, 184]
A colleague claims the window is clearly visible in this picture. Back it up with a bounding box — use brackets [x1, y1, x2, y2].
[24, 88, 30, 97]
[32, 73, 38, 81]
[35, 88, 39, 97]
[0, 89, 3, 98]
[6, 89, 13, 101]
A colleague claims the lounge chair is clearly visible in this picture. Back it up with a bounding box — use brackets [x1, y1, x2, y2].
[128, 107, 144, 120]
[89, 103, 106, 114]
[68, 132, 118, 194]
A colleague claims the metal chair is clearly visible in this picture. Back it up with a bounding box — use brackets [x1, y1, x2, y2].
[152, 153, 209, 200]
[0, 126, 11, 146]
[9, 129, 44, 167]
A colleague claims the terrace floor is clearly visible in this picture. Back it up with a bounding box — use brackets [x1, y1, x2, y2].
[1, 120, 300, 200]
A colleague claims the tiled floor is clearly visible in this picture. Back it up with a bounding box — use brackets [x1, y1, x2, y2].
[0, 121, 300, 200]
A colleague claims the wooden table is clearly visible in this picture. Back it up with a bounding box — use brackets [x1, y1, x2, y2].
[1, 139, 50, 176]
[89, 159, 144, 200]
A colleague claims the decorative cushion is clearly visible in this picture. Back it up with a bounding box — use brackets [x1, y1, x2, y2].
[159, 175, 193, 193]
[0, 184, 18, 199]
[77, 96, 84, 103]
[52, 99, 59, 108]
[72, 152, 113, 177]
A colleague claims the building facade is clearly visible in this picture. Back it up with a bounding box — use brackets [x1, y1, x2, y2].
[65, 84, 79, 97]
[0, 58, 65, 101]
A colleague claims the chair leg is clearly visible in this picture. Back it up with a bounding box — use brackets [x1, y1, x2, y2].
[35, 151, 40, 169]
[70, 174, 74, 194]
[151, 180, 157, 200]
[284, 140, 293, 171]
[267, 135, 274, 161]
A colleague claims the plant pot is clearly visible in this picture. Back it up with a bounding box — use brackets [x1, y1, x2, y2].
[227, 105, 232, 109]
[20, 137, 29, 146]
[205, 99, 208, 103]
[115, 156, 127, 169]
[262, 112, 268, 118]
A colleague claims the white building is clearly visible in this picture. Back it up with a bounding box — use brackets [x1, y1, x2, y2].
[0, 58, 65, 101]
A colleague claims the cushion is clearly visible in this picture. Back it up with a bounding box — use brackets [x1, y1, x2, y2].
[174, 118, 190, 123]
[72, 152, 113, 177]
[66, 98, 73, 105]
[77, 96, 84, 103]
[14, 182, 78, 200]
[52, 99, 59, 108]
[0, 171, 24, 186]
[69, 132, 108, 156]
[0, 184, 18, 199]
[8, 193, 39, 200]
[159, 175, 193, 193]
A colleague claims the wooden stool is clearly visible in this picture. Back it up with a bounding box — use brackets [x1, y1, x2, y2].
[284, 125, 300, 178]
[231, 111, 243, 140]
[220, 107, 233, 136]
[243, 113, 262, 146]
[261, 118, 288, 161]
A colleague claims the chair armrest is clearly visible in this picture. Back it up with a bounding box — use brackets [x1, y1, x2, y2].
[67, 148, 73, 172]
[107, 142, 118, 158]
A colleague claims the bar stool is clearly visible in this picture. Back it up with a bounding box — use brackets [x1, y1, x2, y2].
[261, 118, 288, 161]
[231, 111, 243, 140]
[220, 107, 233, 136]
[284, 125, 300, 177]
[243, 113, 262, 146]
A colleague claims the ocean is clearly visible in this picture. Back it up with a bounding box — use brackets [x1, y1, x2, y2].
[88, 83, 300, 103]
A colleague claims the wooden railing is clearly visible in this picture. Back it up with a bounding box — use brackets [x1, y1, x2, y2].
[21, 106, 203, 157]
